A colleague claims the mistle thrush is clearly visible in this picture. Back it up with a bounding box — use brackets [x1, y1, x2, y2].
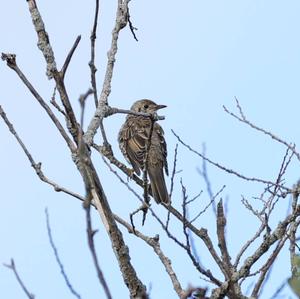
[118, 99, 169, 204]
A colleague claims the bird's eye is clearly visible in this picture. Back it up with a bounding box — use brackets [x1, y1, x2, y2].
[144, 104, 149, 109]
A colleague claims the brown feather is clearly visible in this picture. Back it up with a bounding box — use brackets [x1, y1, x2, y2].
[148, 166, 169, 203]
[118, 99, 169, 204]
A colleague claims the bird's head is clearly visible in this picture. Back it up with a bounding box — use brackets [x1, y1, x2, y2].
[130, 99, 167, 114]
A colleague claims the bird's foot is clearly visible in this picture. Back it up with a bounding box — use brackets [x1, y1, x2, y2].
[127, 168, 135, 181]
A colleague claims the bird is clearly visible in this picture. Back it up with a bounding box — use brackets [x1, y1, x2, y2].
[118, 99, 170, 204]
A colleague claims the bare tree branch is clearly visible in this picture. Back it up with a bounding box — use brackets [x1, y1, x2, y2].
[169, 144, 179, 199]
[0, 105, 80, 198]
[26, 0, 80, 142]
[4, 259, 35, 299]
[234, 222, 265, 268]
[114, 214, 185, 298]
[216, 199, 233, 280]
[61, 35, 81, 79]
[103, 156, 222, 286]
[223, 98, 300, 162]
[78, 91, 112, 299]
[50, 86, 66, 116]
[236, 205, 300, 281]
[84, 0, 132, 145]
[172, 129, 291, 192]
[85, 202, 112, 299]
[127, 8, 138, 41]
[89, 0, 100, 107]
[197, 143, 217, 215]
[45, 209, 82, 299]
[1, 54, 76, 152]
[251, 234, 289, 297]
[190, 185, 225, 224]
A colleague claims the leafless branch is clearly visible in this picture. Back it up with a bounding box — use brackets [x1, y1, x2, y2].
[190, 185, 225, 224]
[4, 259, 35, 299]
[103, 155, 222, 285]
[45, 209, 82, 299]
[26, 0, 79, 141]
[84, 0, 131, 145]
[99, 136, 225, 275]
[26, 0, 57, 79]
[78, 91, 112, 299]
[106, 106, 165, 120]
[114, 214, 185, 298]
[89, 0, 100, 107]
[181, 179, 191, 247]
[186, 191, 203, 206]
[197, 143, 217, 215]
[128, 9, 138, 41]
[23, 2, 149, 295]
[223, 98, 300, 162]
[236, 205, 300, 281]
[2, 0, 147, 297]
[0, 105, 82, 200]
[50, 86, 66, 116]
[251, 234, 289, 297]
[172, 129, 291, 192]
[289, 182, 300, 274]
[169, 144, 179, 199]
[1, 53, 76, 152]
[85, 202, 112, 299]
[216, 199, 233, 280]
[61, 35, 81, 79]
[141, 118, 156, 223]
[269, 279, 287, 299]
[234, 222, 265, 268]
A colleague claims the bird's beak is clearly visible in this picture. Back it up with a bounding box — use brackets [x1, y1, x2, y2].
[155, 104, 167, 110]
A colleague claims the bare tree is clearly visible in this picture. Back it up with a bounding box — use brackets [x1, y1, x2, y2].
[1, 1, 300, 298]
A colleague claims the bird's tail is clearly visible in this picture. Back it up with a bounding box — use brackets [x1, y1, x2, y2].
[148, 166, 170, 204]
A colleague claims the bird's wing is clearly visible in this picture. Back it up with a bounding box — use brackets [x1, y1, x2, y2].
[118, 117, 149, 175]
[154, 123, 168, 176]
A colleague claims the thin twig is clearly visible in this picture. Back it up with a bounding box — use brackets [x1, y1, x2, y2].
[99, 140, 222, 272]
[234, 222, 265, 268]
[190, 185, 225, 224]
[50, 86, 66, 116]
[102, 156, 222, 285]
[251, 234, 289, 297]
[0, 105, 82, 199]
[269, 280, 287, 299]
[26, 0, 79, 141]
[289, 182, 300, 274]
[114, 214, 185, 298]
[141, 118, 155, 223]
[236, 205, 300, 281]
[172, 129, 291, 192]
[128, 9, 138, 41]
[169, 144, 178, 199]
[197, 143, 217, 215]
[85, 203, 112, 299]
[45, 209, 82, 299]
[84, 0, 131, 144]
[1, 54, 76, 152]
[4, 259, 35, 299]
[223, 98, 300, 162]
[89, 0, 100, 107]
[78, 91, 112, 299]
[61, 35, 81, 79]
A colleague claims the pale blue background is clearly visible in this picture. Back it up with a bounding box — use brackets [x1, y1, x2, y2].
[1, 1, 299, 298]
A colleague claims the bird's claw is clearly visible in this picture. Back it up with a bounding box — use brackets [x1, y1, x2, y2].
[127, 168, 135, 181]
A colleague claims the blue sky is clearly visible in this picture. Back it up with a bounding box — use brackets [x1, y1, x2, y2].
[1, 0, 300, 298]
